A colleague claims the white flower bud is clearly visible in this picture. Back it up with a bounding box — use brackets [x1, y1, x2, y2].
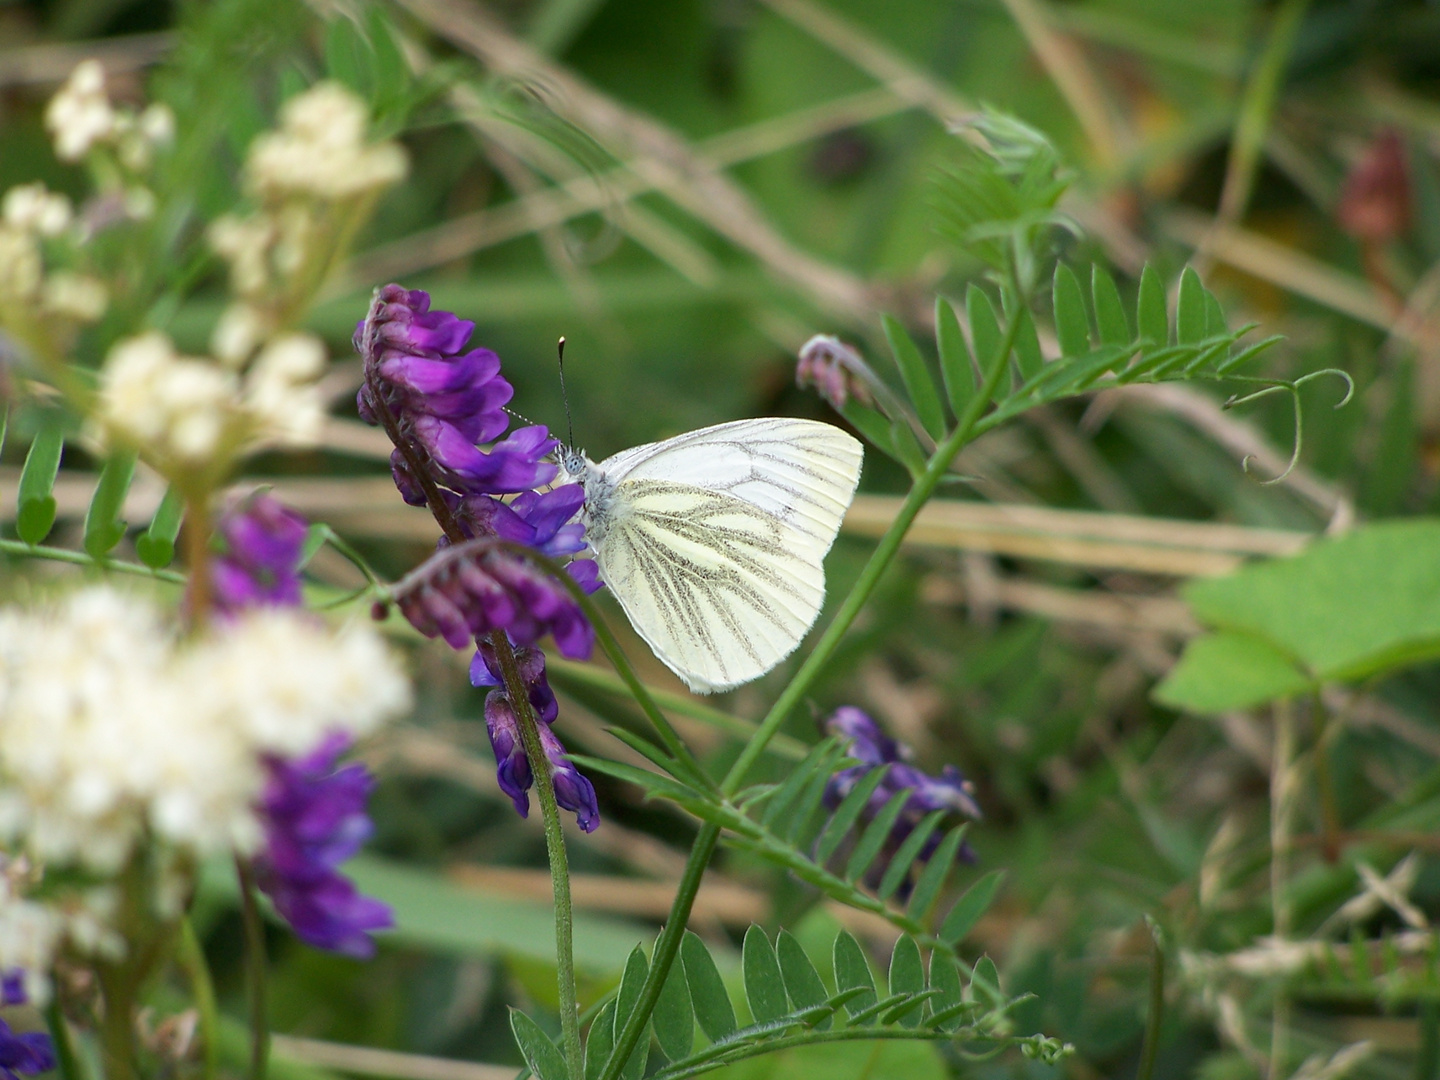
[3, 183, 72, 236]
[45, 59, 117, 162]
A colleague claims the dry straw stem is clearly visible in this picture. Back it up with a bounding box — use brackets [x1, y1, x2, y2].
[270, 1037, 515, 1080]
[0, 31, 172, 86]
[391, 0, 872, 323]
[920, 573, 1200, 638]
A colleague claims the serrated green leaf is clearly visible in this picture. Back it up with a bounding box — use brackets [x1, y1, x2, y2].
[928, 954, 965, 1031]
[1137, 264, 1168, 345]
[652, 956, 693, 1062]
[832, 931, 877, 1018]
[935, 296, 975, 419]
[510, 1010, 569, 1080]
[742, 926, 788, 1024]
[776, 931, 829, 1027]
[584, 1002, 616, 1080]
[613, 946, 649, 1080]
[1176, 267, 1207, 345]
[682, 931, 736, 1042]
[907, 827, 966, 923]
[83, 450, 137, 558]
[845, 788, 910, 883]
[1091, 266, 1130, 346]
[815, 765, 890, 866]
[883, 315, 945, 440]
[136, 487, 184, 569]
[939, 870, 1005, 944]
[887, 936, 925, 1028]
[877, 810, 944, 901]
[17, 421, 64, 545]
[1051, 264, 1090, 358]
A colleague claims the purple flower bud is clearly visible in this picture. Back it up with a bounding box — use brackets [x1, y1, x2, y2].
[537, 721, 599, 833]
[797, 335, 876, 411]
[484, 692, 533, 817]
[254, 734, 393, 959]
[471, 642, 559, 725]
[0, 1019, 53, 1080]
[392, 539, 593, 658]
[212, 493, 309, 614]
[0, 974, 22, 1008]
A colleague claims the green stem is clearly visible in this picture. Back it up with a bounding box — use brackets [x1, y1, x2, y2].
[490, 627, 583, 1080]
[0, 538, 187, 584]
[1310, 691, 1341, 863]
[44, 997, 83, 1080]
[603, 296, 1032, 1080]
[178, 917, 221, 1080]
[95, 965, 138, 1080]
[1136, 921, 1165, 1080]
[236, 859, 269, 1080]
[721, 295, 1027, 797]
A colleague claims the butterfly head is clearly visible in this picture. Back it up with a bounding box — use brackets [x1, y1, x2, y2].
[559, 446, 590, 481]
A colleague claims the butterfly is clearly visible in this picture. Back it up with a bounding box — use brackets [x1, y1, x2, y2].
[560, 417, 863, 694]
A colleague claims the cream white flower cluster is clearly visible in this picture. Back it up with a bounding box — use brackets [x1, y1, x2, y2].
[0, 183, 107, 321]
[0, 587, 410, 874]
[208, 82, 407, 367]
[44, 59, 174, 171]
[93, 329, 327, 469]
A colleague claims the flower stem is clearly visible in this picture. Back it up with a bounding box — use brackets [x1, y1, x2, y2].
[178, 917, 221, 1080]
[44, 997, 83, 1080]
[1310, 692, 1341, 863]
[602, 296, 1032, 1080]
[0, 537, 187, 583]
[1137, 919, 1165, 1080]
[236, 859, 270, 1080]
[490, 627, 583, 1080]
[95, 964, 138, 1080]
[183, 494, 212, 625]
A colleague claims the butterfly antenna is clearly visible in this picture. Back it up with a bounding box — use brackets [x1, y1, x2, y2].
[557, 336, 575, 449]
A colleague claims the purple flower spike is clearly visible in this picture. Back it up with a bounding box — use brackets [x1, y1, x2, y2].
[255, 734, 393, 958]
[820, 707, 981, 891]
[538, 722, 599, 833]
[0, 1020, 54, 1080]
[212, 493, 309, 614]
[471, 642, 559, 725]
[357, 285, 556, 502]
[392, 540, 594, 659]
[484, 692, 533, 817]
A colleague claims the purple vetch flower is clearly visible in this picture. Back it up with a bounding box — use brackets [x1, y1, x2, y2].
[796, 335, 877, 411]
[0, 975, 54, 1080]
[254, 733, 394, 958]
[356, 285, 557, 500]
[212, 492, 309, 614]
[358, 286, 603, 832]
[820, 707, 981, 888]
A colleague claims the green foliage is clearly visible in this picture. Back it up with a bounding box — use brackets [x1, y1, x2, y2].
[1158, 520, 1440, 711]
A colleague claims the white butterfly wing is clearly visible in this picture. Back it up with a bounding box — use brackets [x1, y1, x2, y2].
[589, 419, 862, 693]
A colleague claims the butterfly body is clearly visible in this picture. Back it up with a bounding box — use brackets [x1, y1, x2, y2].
[561, 418, 862, 694]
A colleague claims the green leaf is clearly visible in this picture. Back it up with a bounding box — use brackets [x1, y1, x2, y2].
[832, 931, 877, 1018]
[1051, 264, 1090, 358]
[1091, 265, 1130, 346]
[17, 420, 64, 545]
[935, 296, 975, 419]
[888, 417, 929, 478]
[1007, 298, 1045, 380]
[613, 946, 649, 1080]
[1204, 290, 1228, 338]
[1154, 631, 1311, 712]
[324, 15, 374, 95]
[971, 957, 1003, 1005]
[788, 749, 849, 847]
[927, 955, 965, 1031]
[877, 810, 944, 901]
[682, 931, 736, 1042]
[510, 1010, 569, 1080]
[883, 315, 945, 440]
[966, 284, 1004, 383]
[887, 936, 925, 1028]
[367, 8, 409, 112]
[839, 400, 902, 465]
[776, 931, 829, 1026]
[939, 870, 1005, 945]
[1176, 267, 1207, 344]
[136, 488, 184, 570]
[815, 765, 890, 866]
[83, 450, 137, 558]
[1178, 520, 1440, 686]
[585, 1003, 616, 1080]
[1137, 263, 1168, 345]
[743, 926, 789, 1024]
[906, 827, 966, 923]
[762, 741, 838, 830]
[845, 789, 911, 882]
[652, 956, 693, 1062]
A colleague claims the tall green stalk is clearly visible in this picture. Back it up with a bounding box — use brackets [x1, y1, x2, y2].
[598, 287, 1031, 1080]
